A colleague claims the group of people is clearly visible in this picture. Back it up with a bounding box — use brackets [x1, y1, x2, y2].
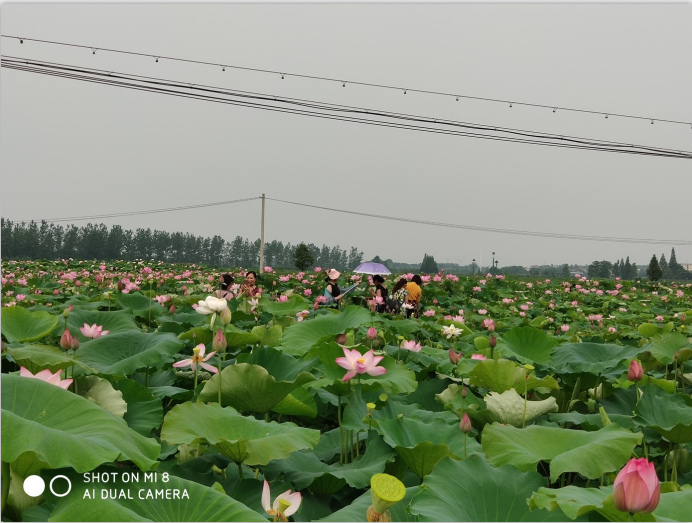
[214, 269, 422, 318]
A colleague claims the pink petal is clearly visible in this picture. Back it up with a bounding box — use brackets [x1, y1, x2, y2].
[262, 481, 271, 513]
[365, 366, 387, 377]
[200, 363, 218, 374]
[341, 369, 357, 382]
[203, 351, 217, 362]
[335, 357, 352, 370]
[19, 367, 34, 378]
[58, 378, 73, 390]
[283, 492, 302, 516]
[172, 359, 193, 368]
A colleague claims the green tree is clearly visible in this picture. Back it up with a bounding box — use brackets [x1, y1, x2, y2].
[623, 256, 633, 280]
[647, 254, 662, 281]
[561, 264, 570, 278]
[659, 253, 668, 273]
[420, 253, 439, 274]
[294, 242, 314, 271]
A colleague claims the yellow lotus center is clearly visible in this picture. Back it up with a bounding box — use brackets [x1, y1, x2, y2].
[358, 358, 366, 364]
[277, 498, 291, 514]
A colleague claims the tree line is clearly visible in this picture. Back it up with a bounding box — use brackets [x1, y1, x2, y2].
[589, 249, 690, 280]
[0, 219, 364, 270]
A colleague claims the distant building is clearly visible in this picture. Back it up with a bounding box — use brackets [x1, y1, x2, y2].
[681, 263, 692, 271]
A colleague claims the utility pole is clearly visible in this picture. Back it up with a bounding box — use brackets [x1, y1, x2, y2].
[259, 194, 265, 274]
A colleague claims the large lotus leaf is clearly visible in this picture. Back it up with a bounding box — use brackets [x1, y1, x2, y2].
[317, 486, 420, 522]
[160, 402, 319, 465]
[408, 455, 574, 521]
[79, 376, 128, 418]
[529, 486, 621, 521]
[44, 467, 266, 522]
[280, 305, 373, 356]
[644, 333, 691, 365]
[496, 325, 556, 365]
[109, 378, 164, 436]
[470, 358, 559, 393]
[59, 308, 139, 341]
[264, 432, 395, 490]
[309, 341, 417, 396]
[5, 344, 92, 374]
[198, 363, 315, 413]
[271, 385, 318, 417]
[1, 306, 58, 343]
[115, 292, 164, 312]
[251, 325, 283, 347]
[638, 322, 662, 338]
[649, 489, 692, 522]
[178, 326, 213, 346]
[548, 412, 636, 430]
[550, 343, 640, 375]
[259, 294, 311, 317]
[376, 317, 422, 337]
[482, 422, 641, 481]
[376, 416, 483, 478]
[1, 374, 160, 471]
[633, 385, 692, 443]
[76, 331, 184, 376]
[484, 388, 558, 427]
[236, 345, 318, 382]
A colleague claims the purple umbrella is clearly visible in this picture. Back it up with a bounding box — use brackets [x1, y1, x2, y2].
[353, 262, 391, 275]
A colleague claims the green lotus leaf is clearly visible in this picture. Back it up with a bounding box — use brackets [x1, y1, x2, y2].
[76, 331, 184, 376]
[250, 325, 283, 347]
[264, 432, 395, 490]
[199, 360, 315, 414]
[44, 468, 266, 522]
[80, 376, 128, 418]
[638, 322, 661, 338]
[484, 388, 558, 427]
[1, 306, 58, 343]
[376, 416, 483, 478]
[280, 305, 373, 356]
[160, 402, 319, 466]
[470, 358, 559, 393]
[109, 378, 164, 437]
[550, 342, 641, 375]
[1, 374, 160, 471]
[643, 333, 691, 365]
[408, 455, 574, 521]
[496, 325, 556, 365]
[57, 308, 139, 341]
[259, 294, 311, 317]
[633, 385, 692, 443]
[317, 486, 420, 522]
[6, 344, 92, 374]
[115, 292, 164, 313]
[528, 486, 620, 521]
[271, 385, 318, 418]
[178, 326, 213, 346]
[548, 412, 636, 430]
[650, 489, 692, 522]
[482, 422, 641, 481]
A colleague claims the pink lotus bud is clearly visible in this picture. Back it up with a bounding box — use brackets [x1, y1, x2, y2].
[313, 301, 320, 311]
[60, 329, 73, 351]
[169, 304, 176, 314]
[336, 333, 347, 345]
[449, 349, 461, 364]
[627, 360, 643, 382]
[367, 327, 378, 340]
[489, 336, 496, 349]
[459, 412, 473, 433]
[461, 386, 467, 398]
[613, 458, 660, 514]
[213, 328, 227, 353]
[220, 307, 232, 326]
[70, 337, 80, 350]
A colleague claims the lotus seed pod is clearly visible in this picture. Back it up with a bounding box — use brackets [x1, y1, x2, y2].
[370, 473, 405, 515]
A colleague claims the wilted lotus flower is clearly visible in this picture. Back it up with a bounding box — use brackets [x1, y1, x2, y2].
[262, 480, 301, 522]
[20, 367, 73, 390]
[613, 458, 660, 514]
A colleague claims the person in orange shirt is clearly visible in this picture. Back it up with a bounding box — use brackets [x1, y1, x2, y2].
[404, 275, 422, 318]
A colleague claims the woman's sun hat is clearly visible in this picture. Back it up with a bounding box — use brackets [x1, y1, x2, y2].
[326, 269, 341, 280]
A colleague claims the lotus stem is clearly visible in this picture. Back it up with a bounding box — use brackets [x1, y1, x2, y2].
[635, 382, 639, 406]
[237, 462, 243, 479]
[145, 366, 149, 389]
[522, 370, 528, 429]
[464, 432, 467, 460]
[629, 512, 634, 522]
[193, 365, 198, 390]
[672, 444, 678, 484]
[338, 395, 344, 465]
[641, 428, 648, 460]
[218, 359, 222, 406]
[265, 412, 270, 423]
[350, 430, 355, 463]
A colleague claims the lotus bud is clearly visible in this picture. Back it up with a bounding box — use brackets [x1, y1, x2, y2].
[213, 328, 227, 353]
[70, 337, 80, 351]
[219, 307, 232, 326]
[459, 412, 473, 433]
[449, 349, 461, 364]
[0, 340, 5, 353]
[368, 474, 406, 522]
[169, 304, 176, 314]
[461, 386, 467, 398]
[367, 327, 378, 340]
[627, 360, 644, 382]
[613, 458, 660, 514]
[488, 335, 496, 349]
[599, 406, 611, 427]
[62, 304, 73, 318]
[60, 329, 73, 351]
[336, 333, 347, 345]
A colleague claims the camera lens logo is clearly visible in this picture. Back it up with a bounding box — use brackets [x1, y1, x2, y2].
[23, 475, 72, 497]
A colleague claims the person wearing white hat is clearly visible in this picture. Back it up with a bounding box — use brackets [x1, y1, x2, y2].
[323, 269, 344, 309]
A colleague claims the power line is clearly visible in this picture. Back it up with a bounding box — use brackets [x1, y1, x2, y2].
[3, 34, 690, 128]
[3, 56, 690, 159]
[15, 196, 261, 223]
[266, 198, 692, 246]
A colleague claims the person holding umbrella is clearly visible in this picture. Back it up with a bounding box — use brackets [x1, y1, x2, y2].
[370, 275, 389, 313]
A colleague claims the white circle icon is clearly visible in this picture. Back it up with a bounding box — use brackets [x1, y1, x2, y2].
[49, 475, 72, 497]
[23, 475, 46, 497]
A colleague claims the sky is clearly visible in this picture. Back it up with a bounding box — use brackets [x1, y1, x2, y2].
[1, 3, 691, 269]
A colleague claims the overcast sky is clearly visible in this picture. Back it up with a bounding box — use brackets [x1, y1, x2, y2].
[1, 3, 691, 268]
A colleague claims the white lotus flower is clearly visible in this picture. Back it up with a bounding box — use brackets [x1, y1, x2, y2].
[442, 324, 463, 339]
[195, 296, 229, 315]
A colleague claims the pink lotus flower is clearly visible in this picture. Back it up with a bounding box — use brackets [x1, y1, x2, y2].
[561, 325, 570, 332]
[278, 294, 289, 302]
[473, 286, 482, 292]
[296, 310, 310, 322]
[335, 348, 386, 382]
[262, 480, 301, 521]
[314, 267, 322, 272]
[20, 367, 73, 390]
[80, 323, 109, 339]
[60, 329, 79, 351]
[172, 344, 218, 373]
[471, 353, 487, 360]
[16, 294, 26, 302]
[423, 310, 436, 317]
[613, 458, 660, 514]
[401, 340, 422, 352]
[482, 319, 496, 331]
[655, 315, 664, 322]
[477, 309, 487, 315]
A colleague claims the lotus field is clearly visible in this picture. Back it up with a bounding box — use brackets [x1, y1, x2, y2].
[2, 259, 692, 522]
